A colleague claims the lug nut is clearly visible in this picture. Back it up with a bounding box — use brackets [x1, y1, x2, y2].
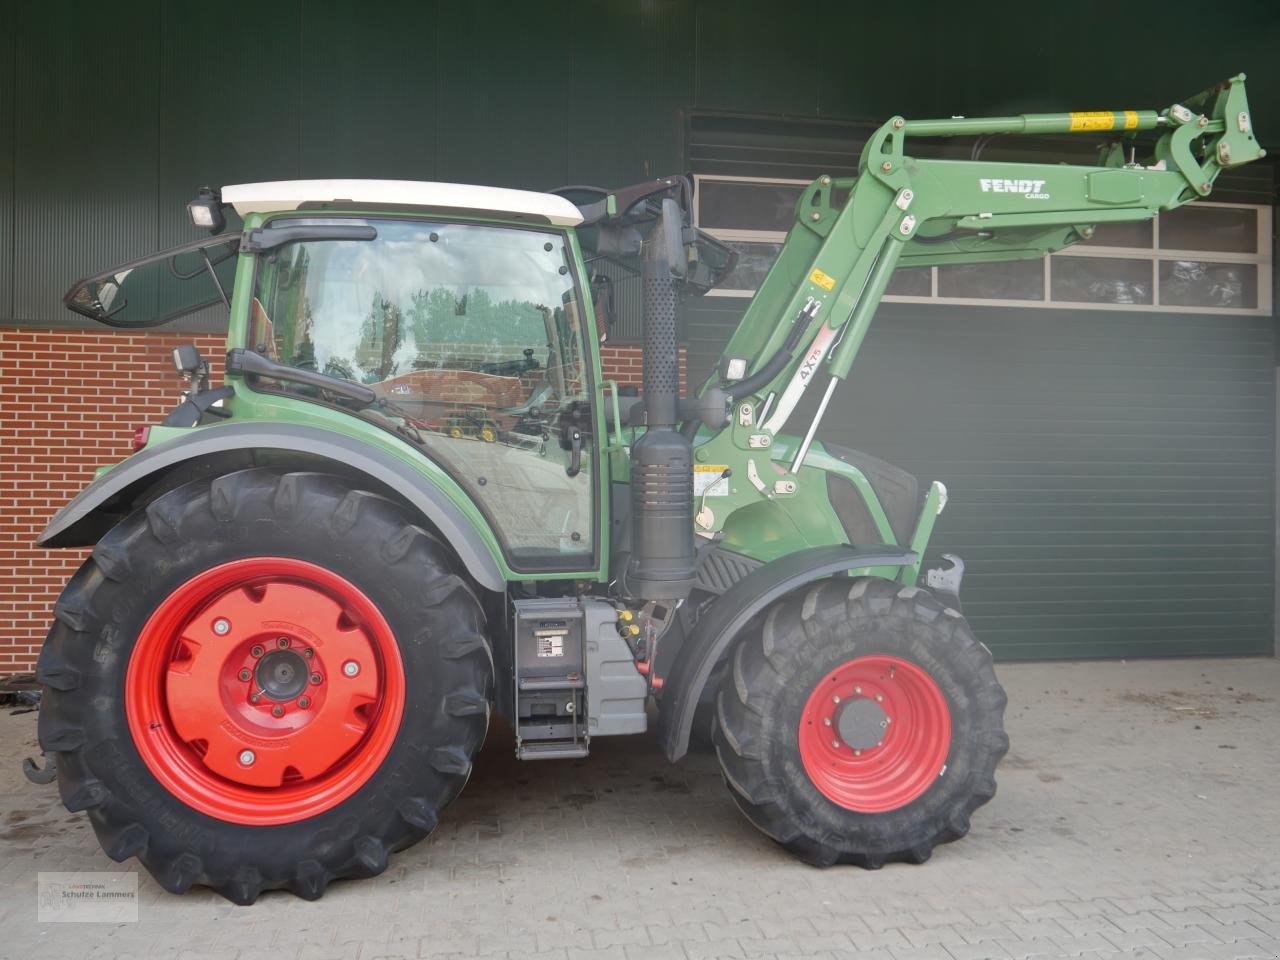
[875, 693, 883, 702]
[342, 661, 360, 678]
[250, 645, 264, 658]
[271, 705, 284, 718]
[854, 749, 862, 756]
[238, 669, 251, 682]
[823, 717, 832, 727]
[212, 618, 231, 636]
[239, 750, 255, 766]
[277, 637, 290, 648]
[298, 697, 311, 709]
[310, 673, 322, 685]
[303, 648, 314, 659]
[831, 739, 841, 748]
[832, 695, 841, 704]
[249, 693, 262, 704]
[854, 686, 862, 695]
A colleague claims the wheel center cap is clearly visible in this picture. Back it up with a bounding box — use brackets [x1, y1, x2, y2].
[835, 697, 888, 750]
[255, 650, 308, 702]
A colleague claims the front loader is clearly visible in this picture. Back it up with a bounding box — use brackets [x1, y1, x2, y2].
[30, 77, 1263, 902]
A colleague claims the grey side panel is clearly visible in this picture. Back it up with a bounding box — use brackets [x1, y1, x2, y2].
[657, 544, 917, 762]
[583, 599, 648, 737]
[37, 422, 505, 592]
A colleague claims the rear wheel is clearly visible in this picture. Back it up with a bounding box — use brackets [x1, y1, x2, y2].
[37, 469, 492, 903]
[713, 577, 1007, 867]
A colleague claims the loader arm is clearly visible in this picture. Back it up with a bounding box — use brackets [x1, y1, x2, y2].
[702, 74, 1265, 467]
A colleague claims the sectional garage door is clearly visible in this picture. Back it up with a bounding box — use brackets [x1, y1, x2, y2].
[687, 300, 1275, 660]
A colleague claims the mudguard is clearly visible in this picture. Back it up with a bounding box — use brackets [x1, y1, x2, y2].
[37, 421, 506, 592]
[657, 543, 917, 762]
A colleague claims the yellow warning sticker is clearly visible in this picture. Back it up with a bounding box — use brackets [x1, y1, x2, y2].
[1122, 110, 1139, 130]
[1069, 111, 1118, 132]
[694, 464, 731, 497]
[810, 268, 836, 291]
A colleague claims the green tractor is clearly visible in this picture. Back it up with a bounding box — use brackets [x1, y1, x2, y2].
[32, 78, 1262, 902]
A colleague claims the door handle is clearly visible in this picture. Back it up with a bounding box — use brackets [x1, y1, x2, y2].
[565, 428, 582, 477]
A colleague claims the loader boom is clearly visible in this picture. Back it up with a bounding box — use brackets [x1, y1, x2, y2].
[703, 74, 1265, 467]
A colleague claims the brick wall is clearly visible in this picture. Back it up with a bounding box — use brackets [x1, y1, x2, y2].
[0, 329, 667, 674]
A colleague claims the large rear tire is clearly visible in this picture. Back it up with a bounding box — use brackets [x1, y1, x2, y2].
[36, 469, 492, 903]
[712, 576, 1007, 867]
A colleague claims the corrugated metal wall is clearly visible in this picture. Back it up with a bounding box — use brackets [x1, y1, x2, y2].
[2, 0, 1279, 328]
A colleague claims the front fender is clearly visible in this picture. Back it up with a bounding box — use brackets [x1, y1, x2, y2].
[38, 421, 506, 592]
[657, 543, 917, 762]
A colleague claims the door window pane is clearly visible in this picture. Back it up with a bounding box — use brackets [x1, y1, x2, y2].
[1159, 260, 1258, 309]
[252, 218, 595, 567]
[937, 260, 1044, 300]
[698, 180, 806, 232]
[1159, 206, 1258, 253]
[1078, 219, 1153, 249]
[714, 241, 783, 291]
[1051, 256, 1153, 305]
[884, 266, 932, 297]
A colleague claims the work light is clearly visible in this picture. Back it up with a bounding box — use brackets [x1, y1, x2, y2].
[186, 187, 226, 234]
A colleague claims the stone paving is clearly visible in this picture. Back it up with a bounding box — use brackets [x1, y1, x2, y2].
[0, 657, 1278, 960]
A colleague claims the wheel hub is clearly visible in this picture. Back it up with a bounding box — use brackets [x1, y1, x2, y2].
[255, 649, 309, 702]
[798, 654, 952, 813]
[125, 557, 405, 826]
[835, 697, 888, 750]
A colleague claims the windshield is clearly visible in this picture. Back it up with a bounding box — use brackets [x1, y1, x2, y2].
[64, 235, 239, 327]
[251, 217, 596, 569]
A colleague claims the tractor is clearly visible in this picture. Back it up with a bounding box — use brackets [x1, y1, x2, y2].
[30, 77, 1263, 903]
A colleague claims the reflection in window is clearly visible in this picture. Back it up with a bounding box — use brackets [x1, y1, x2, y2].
[937, 260, 1044, 301]
[252, 218, 595, 567]
[1159, 261, 1258, 309]
[699, 181, 807, 233]
[714, 241, 783, 291]
[1078, 219, 1154, 249]
[1051, 257, 1153, 305]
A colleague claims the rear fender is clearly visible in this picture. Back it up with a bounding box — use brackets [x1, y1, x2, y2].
[37, 422, 506, 592]
[656, 543, 917, 762]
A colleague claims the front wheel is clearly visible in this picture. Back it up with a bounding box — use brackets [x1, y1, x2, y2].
[713, 577, 1007, 867]
[37, 469, 492, 903]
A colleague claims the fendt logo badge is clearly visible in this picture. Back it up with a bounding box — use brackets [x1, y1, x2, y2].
[979, 178, 1050, 200]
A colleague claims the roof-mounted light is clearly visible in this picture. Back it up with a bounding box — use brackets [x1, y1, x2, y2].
[187, 186, 226, 235]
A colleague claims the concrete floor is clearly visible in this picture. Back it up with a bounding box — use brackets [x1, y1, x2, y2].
[0, 657, 1278, 960]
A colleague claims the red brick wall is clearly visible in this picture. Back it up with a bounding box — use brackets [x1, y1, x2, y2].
[0, 329, 664, 674]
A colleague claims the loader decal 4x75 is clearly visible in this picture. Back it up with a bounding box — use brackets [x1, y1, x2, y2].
[30, 76, 1263, 902]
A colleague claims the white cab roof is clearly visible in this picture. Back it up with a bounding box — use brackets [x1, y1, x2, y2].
[222, 179, 583, 227]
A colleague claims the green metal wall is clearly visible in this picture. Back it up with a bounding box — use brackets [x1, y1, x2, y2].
[2, 0, 1279, 326]
[687, 300, 1276, 659]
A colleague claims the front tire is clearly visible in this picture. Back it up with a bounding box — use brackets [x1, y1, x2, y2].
[36, 469, 492, 903]
[712, 577, 1007, 867]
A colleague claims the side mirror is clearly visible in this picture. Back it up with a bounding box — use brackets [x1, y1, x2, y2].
[661, 197, 686, 279]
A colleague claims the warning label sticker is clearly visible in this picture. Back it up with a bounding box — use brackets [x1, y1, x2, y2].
[694, 464, 731, 497]
[1068, 111, 1128, 132]
[810, 268, 836, 291]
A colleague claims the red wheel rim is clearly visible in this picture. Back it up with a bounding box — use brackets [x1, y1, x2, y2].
[798, 655, 951, 813]
[125, 558, 405, 825]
